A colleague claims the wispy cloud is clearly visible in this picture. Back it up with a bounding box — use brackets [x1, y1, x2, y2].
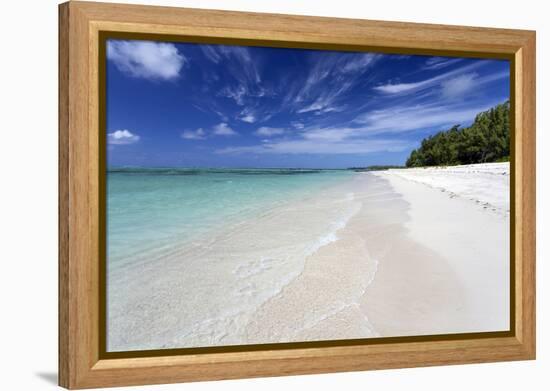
[212, 109, 229, 122]
[219, 85, 247, 106]
[200, 45, 223, 63]
[181, 128, 207, 140]
[202, 45, 263, 108]
[212, 123, 238, 136]
[192, 103, 230, 122]
[217, 138, 411, 155]
[340, 53, 380, 73]
[238, 107, 257, 123]
[440, 70, 509, 99]
[240, 114, 256, 123]
[296, 91, 349, 114]
[182, 123, 238, 140]
[300, 126, 357, 142]
[254, 127, 285, 137]
[440, 73, 478, 99]
[374, 75, 441, 94]
[288, 53, 380, 115]
[201, 45, 259, 82]
[107, 129, 140, 145]
[354, 102, 496, 134]
[195, 49, 383, 129]
[220, 120, 415, 155]
[374, 62, 484, 95]
[107, 40, 185, 81]
[423, 57, 463, 70]
[476, 70, 510, 85]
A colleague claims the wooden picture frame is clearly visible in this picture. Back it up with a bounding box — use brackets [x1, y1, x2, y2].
[59, 1, 536, 389]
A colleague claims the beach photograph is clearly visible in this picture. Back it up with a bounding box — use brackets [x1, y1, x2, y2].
[105, 40, 510, 352]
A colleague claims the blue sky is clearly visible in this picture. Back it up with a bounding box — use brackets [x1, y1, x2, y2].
[106, 39, 509, 168]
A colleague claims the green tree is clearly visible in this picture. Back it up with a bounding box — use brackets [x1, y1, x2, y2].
[406, 101, 510, 167]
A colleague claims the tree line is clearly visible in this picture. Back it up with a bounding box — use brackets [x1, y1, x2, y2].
[406, 101, 510, 167]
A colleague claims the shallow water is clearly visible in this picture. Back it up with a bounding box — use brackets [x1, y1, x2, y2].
[107, 168, 354, 269]
[106, 168, 362, 350]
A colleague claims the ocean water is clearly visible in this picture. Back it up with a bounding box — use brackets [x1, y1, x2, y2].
[106, 167, 366, 350]
[106, 165, 511, 350]
[107, 168, 355, 269]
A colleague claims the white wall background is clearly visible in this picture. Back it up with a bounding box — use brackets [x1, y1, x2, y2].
[0, 0, 546, 389]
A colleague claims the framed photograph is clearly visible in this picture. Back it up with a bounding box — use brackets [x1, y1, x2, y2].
[59, 1, 536, 389]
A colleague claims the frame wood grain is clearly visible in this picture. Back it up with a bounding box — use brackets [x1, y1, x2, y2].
[59, 1, 536, 388]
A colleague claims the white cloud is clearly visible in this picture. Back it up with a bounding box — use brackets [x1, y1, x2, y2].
[289, 53, 379, 114]
[181, 128, 206, 140]
[203, 45, 262, 106]
[296, 81, 353, 114]
[181, 123, 241, 140]
[374, 79, 431, 94]
[107, 40, 185, 81]
[254, 127, 285, 137]
[477, 70, 510, 85]
[374, 62, 484, 95]
[240, 114, 256, 123]
[217, 117, 414, 156]
[301, 127, 357, 142]
[340, 53, 380, 73]
[221, 46, 260, 84]
[238, 108, 257, 123]
[440, 73, 478, 99]
[192, 104, 230, 122]
[259, 113, 274, 122]
[202, 45, 254, 66]
[296, 100, 327, 114]
[107, 129, 140, 145]
[213, 109, 229, 122]
[291, 121, 305, 129]
[220, 85, 247, 105]
[354, 102, 496, 134]
[440, 71, 508, 99]
[423, 57, 463, 70]
[212, 123, 238, 136]
[217, 138, 410, 155]
[200, 45, 222, 63]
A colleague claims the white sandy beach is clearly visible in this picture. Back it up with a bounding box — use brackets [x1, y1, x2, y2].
[108, 162, 510, 351]
[366, 163, 509, 336]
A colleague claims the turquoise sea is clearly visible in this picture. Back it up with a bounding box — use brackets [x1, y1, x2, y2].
[107, 168, 355, 269]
